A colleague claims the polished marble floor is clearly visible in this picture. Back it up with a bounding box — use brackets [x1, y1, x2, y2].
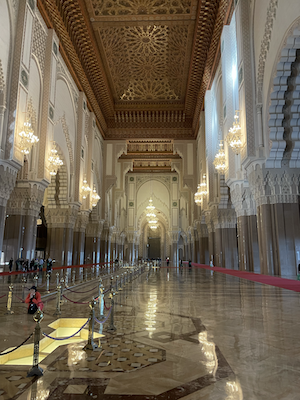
[1, 266, 300, 399]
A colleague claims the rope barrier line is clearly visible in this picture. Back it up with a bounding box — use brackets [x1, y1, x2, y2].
[104, 299, 112, 310]
[95, 307, 112, 325]
[42, 320, 89, 340]
[62, 294, 90, 304]
[0, 294, 6, 299]
[12, 293, 25, 303]
[0, 333, 33, 356]
[65, 285, 98, 294]
[0, 261, 114, 276]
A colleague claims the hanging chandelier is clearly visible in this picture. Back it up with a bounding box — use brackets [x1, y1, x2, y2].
[19, 120, 39, 154]
[146, 198, 155, 213]
[226, 111, 242, 154]
[91, 184, 100, 207]
[194, 185, 202, 206]
[213, 141, 226, 174]
[81, 175, 91, 199]
[48, 142, 63, 176]
[199, 175, 207, 197]
[149, 218, 158, 230]
[146, 198, 158, 229]
[194, 174, 207, 206]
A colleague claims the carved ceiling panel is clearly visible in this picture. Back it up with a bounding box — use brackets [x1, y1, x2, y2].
[97, 24, 190, 102]
[37, 0, 233, 139]
[91, 0, 193, 17]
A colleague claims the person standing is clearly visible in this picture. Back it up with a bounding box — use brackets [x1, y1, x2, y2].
[8, 257, 13, 272]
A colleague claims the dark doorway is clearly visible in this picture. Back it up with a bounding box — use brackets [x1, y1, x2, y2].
[148, 237, 160, 259]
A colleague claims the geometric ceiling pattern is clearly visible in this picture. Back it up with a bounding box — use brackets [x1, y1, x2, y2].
[38, 0, 233, 139]
[99, 25, 188, 101]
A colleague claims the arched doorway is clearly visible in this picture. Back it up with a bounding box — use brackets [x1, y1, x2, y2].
[148, 225, 161, 259]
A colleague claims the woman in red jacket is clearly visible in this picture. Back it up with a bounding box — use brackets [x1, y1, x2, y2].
[25, 286, 44, 314]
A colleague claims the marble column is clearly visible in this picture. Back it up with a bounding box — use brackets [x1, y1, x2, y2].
[199, 236, 209, 264]
[0, 204, 7, 257]
[208, 231, 215, 265]
[257, 203, 300, 276]
[3, 183, 45, 262]
[0, 163, 19, 256]
[3, 215, 23, 261]
[46, 227, 65, 266]
[23, 214, 38, 261]
[172, 242, 178, 266]
[73, 231, 85, 265]
[237, 215, 260, 272]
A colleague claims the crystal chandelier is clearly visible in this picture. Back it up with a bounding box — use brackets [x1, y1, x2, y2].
[226, 111, 242, 154]
[146, 198, 158, 229]
[194, 174, 207, 206]
[199, 174, 207, 196]
[81, 175, 91, 199]
[194, 185, 202, 206]
[91, 184, 100, 207]
[213, 141, 226, 174]
[48, 142, 63, 176]
[149, 218, 158, 230]
[19, 120, 39, 154]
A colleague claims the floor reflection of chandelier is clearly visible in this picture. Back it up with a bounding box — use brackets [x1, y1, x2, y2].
[213, 141, 226, 174]
[48, 142, 63, 176]
[19, 120, 39, 154]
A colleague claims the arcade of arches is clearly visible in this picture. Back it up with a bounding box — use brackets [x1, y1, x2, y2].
[1, 0, 300, 277]
[2, 1, 300, 400]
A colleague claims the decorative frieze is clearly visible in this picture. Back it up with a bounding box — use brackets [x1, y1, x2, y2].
[248, 164, 300, 207]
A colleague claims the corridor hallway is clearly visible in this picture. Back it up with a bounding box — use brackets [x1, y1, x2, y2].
[0, 265, 300, 400]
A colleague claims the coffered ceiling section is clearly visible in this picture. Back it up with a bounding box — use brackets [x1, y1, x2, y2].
[88, 1, 196, 103]
[38, 0, 232, 139]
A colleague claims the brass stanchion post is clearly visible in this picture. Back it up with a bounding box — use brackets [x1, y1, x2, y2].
[64, 272, 69, 288]
[6, 284, 14, 314]
[110, 276, 113, 292]
[107, 291, 116, 331]
[115, 275, 119, 293]
[56, 272, 60, 286]
[22, 276, 27, 301]
[84, 298, 98, 351]
[46, 273, 51, 294]
[119, 273, 123, 291]
[33, 274, 38, 288]
[53, 284, 61, 316]
[60, 277, 64, 301]
[27, 310, 44, 377]
[98, 279, 105, 319]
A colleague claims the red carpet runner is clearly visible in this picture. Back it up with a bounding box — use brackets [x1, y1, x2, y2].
[191, 263, 300, 293]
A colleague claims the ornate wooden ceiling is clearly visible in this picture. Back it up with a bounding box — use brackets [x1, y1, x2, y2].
[38, 0, 233, 139]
